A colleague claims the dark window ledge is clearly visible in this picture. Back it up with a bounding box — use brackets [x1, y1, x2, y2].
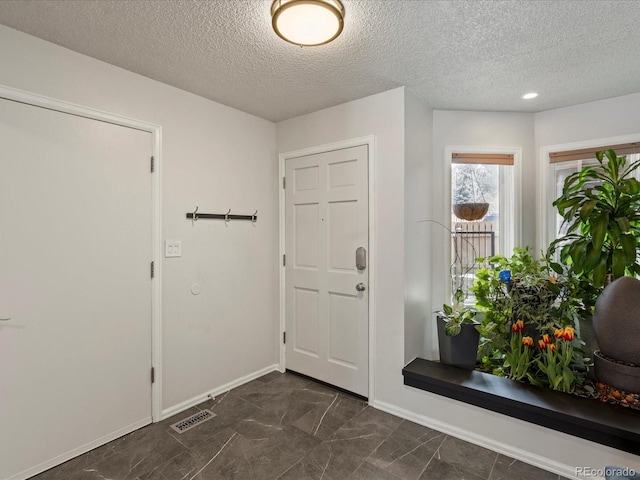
[403, 358, 640, 455]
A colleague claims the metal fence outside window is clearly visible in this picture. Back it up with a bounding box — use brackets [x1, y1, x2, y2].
[451, 221, 496, 297]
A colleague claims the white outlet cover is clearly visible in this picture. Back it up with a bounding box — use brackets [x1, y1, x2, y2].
[164, 240, 182, 258]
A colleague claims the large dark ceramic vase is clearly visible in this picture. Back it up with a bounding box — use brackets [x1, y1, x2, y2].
[437, 316, 480, 370]
[593, 276, 640, 392]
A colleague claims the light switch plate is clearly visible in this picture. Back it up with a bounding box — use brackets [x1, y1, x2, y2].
[164, 240, 182, 258]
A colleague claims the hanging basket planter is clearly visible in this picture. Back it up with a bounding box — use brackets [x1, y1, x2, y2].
[452, 164, 490, 221]
[453, 202, 489, 221]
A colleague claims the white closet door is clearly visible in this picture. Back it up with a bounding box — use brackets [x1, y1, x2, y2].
[0, 98, 153, 479]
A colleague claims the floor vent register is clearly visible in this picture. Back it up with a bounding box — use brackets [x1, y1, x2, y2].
[170, 409, 216, 434]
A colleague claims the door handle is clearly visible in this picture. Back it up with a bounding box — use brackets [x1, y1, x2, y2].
[356, 247, 367, 271]
[356, 283, 366, 292]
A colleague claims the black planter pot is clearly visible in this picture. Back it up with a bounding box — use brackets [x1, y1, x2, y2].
[437, 316, 480, 370]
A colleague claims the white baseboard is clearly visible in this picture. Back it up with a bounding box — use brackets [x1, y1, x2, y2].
[160, 364, 280, 420]
[370, 398, 583, 480]
[8, 417, 151, 480]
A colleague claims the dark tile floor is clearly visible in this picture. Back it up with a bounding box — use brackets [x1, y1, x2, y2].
[32, 371, 571, 480]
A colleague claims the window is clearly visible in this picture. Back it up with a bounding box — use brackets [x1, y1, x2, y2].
[548, 143, 640, 242]
[451, 152, 516, 298]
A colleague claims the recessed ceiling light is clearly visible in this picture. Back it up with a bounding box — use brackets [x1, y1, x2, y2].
[271, 0, 345, 47]
[522, 92, 539, 100]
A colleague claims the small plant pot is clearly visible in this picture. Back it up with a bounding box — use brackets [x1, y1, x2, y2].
[437, 316, 480, 370]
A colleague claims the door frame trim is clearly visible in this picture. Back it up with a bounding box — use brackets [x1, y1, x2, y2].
[0, 84, 164, 421]
[278, 135, 376, 401]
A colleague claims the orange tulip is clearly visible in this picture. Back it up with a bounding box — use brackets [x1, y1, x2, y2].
[542, 334, 552, 344]
[512, 320, 525, 333]
[548, 344, 556, 353]
[538, 339, 546, 350]
[554, 328, 565, 339]
[522, 336, 534, 347]
[563, 327, 575, 341]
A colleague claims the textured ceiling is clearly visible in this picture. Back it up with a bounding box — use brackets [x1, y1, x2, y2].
[0, 0, 640, 122]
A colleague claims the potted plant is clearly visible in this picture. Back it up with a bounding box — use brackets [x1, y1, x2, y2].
[551, 149, 640, 388]
[436, 288, 480, 370]
[551, 149, 640, 290]
[420, 218, 481, 369]
[471, 247, 579, 375]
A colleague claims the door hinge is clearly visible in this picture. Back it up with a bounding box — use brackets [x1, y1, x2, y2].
[283, 254, 286, 267]
[151, 156, 155, 173]
[151, 367, 155, 384]
[283, 332, 286, 344]
[150, 261, 155, 279]
[282, 177, 286, 189]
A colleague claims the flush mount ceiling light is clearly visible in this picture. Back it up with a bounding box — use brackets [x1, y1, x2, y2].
[271, 0, 345, 47]
[522, 92, 539, 100]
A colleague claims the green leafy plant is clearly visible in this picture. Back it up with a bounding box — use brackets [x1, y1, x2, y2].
[473, 248, 554, 322]
[436, 288, 477, 336]
[471, 260, 511, 374]
[471, 247, 577, 373]
[551, 149, 640, 289]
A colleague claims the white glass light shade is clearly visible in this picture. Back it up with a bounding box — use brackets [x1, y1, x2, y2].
[271, 0, 344, 46]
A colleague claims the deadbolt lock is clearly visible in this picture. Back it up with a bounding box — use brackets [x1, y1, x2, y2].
[356, 246, 367, 270]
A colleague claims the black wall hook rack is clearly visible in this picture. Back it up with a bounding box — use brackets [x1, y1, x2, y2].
[187, 207, 257, 223]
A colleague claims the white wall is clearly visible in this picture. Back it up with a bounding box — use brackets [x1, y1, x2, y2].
[0, 26, 279, 412]
[403, 92, 432, 363]
[535, 92, 640, 147]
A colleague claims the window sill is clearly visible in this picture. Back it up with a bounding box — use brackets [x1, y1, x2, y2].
[402, 358, 640, 455]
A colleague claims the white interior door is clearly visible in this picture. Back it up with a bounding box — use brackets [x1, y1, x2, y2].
[285, 145, 369, 397]
[0, 98, 153, 480]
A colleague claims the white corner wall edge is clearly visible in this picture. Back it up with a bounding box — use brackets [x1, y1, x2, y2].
[8, 417, 151, 480]
[370, 397, 587, 480]
[160, 364, 280, 420]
